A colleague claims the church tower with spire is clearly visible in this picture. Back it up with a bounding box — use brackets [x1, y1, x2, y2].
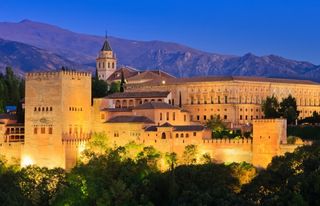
[96, 35, 117, 80]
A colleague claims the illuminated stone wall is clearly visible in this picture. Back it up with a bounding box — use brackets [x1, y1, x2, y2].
[23, 71, 91, 169]
[127, 80, 320, 126]
[252, 119, 287, 168]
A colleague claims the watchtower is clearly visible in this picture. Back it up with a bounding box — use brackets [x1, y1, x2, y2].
[252, 119, 287, 168]
[23, 70, 92, 169]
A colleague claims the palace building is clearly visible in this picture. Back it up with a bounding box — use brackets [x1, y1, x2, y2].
[0, 37, 314, 169]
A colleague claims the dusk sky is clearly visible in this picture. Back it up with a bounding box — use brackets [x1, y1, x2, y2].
[1, 0, 320, 64]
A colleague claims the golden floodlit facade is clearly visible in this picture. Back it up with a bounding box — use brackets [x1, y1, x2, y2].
[0, 38, 316, 169]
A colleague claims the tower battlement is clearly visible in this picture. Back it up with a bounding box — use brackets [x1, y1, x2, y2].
[202, 138, 252, 144]
[26, 70, 91, 80]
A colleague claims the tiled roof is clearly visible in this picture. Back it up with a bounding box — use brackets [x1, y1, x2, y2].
[134, 102, 179, 110]
[107, 67, 139, 81]
[145, 124, 205, 132]
[128, 75, 319, 86]
[106, 115, 154, 123]
[105, 91, 170, 99]
[159, 122, 173, 127]
[101, 108, 132, 112]
[127, 70, 175, 82]
[6, 123, 24, 127]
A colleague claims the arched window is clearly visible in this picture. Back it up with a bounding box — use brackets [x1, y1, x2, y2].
[180, 133, 184, 138]
[161, 132, 166, 139]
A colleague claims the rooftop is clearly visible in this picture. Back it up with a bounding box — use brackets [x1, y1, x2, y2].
[106, 115, 154, 123]
[134, 102, 180, 110]
[145, 124, 205, 132]
[107, 67, 139, 82]
[101, 108, 132, 112]
[128, 75, 320, 86]
[105, 91, 170, 99]
[101, 38, 112, 51]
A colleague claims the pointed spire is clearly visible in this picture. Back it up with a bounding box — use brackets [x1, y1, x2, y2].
[101, 30, 112, 51]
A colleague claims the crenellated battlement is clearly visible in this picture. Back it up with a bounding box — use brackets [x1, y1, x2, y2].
[25, 70, 91, 80]
[253, 119, 286, 123]
[202, 138, 252, 144]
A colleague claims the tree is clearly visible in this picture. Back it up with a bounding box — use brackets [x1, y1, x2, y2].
[119, 70, 125, 93]
[84, 132, 109, 156]
[262, 95, 280, 118]
[182, 145, 198, 165]
[241, 143, 320, 205]
[279, 95, 299, 124]
[109, 81, 121, 94]
[92, 78, 109, 98]
[206, 116, 227, 138]
[164, 152, 178, 170]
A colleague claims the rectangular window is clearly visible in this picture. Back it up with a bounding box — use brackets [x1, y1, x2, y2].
[34, 127, 38, 134]
[204, 115, 207, 120]
[218, 96, 221, 104]
[193, 132, 197, 136]
[224, 115, 227, 120]
[160, 113, 162, 121]
[184, 115, 186, 121]
[245, 115, 248, 120]
[48, 127, 53, 134]
[173, 112, 176, 121]
[240, 115, 243, 120]
[225, 96, 228, 103]
[197, 115, 200, 121]
[167, 112, 169, 121]
[190, 115, 193, 121]
[101, 113, 105, 120]
[41, 127, 45, 134]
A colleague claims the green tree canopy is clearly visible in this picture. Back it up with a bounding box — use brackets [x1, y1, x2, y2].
[262, 95, 280, 118]
[279, 94, 299, 124]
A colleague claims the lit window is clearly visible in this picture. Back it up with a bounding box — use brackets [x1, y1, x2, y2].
[48, 127, 53, 134]
[34, 127, 38, 134]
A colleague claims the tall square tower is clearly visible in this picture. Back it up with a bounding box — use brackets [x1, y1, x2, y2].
[23, 70, 91, 169]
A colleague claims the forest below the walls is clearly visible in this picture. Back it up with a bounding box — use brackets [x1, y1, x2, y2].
[0, 133, 320, 206]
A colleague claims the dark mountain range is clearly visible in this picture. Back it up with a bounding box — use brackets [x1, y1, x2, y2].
[0, 19, 319, 81]
[0, 38, 76, 75]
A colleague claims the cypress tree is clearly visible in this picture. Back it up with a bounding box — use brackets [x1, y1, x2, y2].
[120, 70, 125, 93]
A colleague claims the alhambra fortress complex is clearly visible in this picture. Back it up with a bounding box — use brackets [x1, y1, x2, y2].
[0, 38, 317, 170]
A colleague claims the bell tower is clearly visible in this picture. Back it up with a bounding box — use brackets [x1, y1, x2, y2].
[96, 35, 117, 80]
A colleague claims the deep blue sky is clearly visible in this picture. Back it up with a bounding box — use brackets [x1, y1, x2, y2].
[1, 0, 319, 64]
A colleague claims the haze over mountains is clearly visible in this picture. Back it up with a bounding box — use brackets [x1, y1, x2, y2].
[0, 19, 319, 81]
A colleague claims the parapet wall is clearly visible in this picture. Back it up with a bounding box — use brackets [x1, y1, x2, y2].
[25, 70, 91, 80]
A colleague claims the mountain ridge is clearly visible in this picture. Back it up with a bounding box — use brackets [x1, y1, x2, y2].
[0, 19, 319, 81]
